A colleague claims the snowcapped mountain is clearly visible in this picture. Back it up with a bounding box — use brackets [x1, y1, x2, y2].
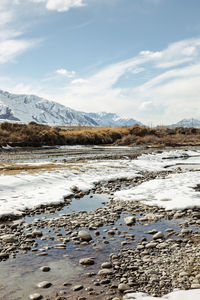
[170, 118, 200, 128]
[83, 112, 142, 127]
[0, 89, 141, 127]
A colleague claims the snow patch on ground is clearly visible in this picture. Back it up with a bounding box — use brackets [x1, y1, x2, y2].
[0, 159, 139, 217]
[1, 149, 200, 217]
[114, 171, 200, 210]
[134, 149, 200, 171]
[123, 289, 200, 300]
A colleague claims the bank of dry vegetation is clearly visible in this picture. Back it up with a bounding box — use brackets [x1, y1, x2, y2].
[0, 121, 200, 148]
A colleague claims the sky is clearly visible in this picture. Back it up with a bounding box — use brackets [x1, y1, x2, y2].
[0, 0, 200, 125]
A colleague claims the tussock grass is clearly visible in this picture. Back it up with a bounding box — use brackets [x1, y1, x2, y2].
[0, 122, 200, 147]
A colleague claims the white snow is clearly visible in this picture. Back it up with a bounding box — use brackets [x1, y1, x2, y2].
[123, 289, 200, 300]
[114, 171, 200, 210]
[0, 89, 139, 126]
[134, 149, 200, 171]
[0, 159, 139, 217]
[1, 149, 200, 217]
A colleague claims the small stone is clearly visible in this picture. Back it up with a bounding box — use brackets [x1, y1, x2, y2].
[101, 262, 112, 269]
[37, 252, 48, 256]
[63, 282, 72, 286]
[0, 234, 17, 243]
[37, 281, 52, 288]
[98, 269, 113, 276]
[107, 230, 115, 235]
[147, 229, 158, 234]
[40, 266, 51, 272]
[29, 293, 43, 300]
[118, 283, 129, 293]
[72, 285, 83, 291]
[32, 230, 43, 237]
[124, 216, 135, 226]
[78, 231, 92, 241]
[145, 242, 157, 248]
[181, 228, 190, 234]
[79, 258, 94, 265]
[0, 253, 9, 259]
[100, 279, 111, 285]
[191, 283, 200, 289]
[153, 231, 163, 240]
[71, 185, 79, 192]
[179, 271, 188, 277]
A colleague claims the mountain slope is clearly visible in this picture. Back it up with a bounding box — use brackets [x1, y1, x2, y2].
[0, 90, 98, 126]
[0, 89, 141, 127]
[83, 112, 142, 127]
[170, 118, 200, 128]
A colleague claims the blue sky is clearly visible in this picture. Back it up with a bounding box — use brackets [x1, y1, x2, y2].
[1, 0, 200, 125]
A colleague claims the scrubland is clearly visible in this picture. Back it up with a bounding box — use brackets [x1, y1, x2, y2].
[0, 121, 200, 147]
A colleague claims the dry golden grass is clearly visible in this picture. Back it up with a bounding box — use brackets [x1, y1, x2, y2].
[0, 162, 68, 175]
[0, 122, 200, 147]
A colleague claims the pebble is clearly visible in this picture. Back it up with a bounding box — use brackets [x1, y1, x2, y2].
[118, 283, 129, 293]
[153, 231, 164, 240]
[98, 269, 113, 276]
[40, 266, 51, 272]
[72, 285, 84, 291]
[78, 231, 92, 241]
[29, 293, 43, 300]
[0, 234, 17, 243]
[124, 216, 135, 226]
[191, 283, 200, 289]
[37, 281, 52, 288]
[101, 262, 112, 269]
[79, 258, 95, 265]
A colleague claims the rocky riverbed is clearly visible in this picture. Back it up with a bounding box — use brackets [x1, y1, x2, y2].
[0, 146, 199, 299]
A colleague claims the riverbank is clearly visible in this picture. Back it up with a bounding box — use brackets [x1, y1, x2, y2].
[0, 146, 199, 299]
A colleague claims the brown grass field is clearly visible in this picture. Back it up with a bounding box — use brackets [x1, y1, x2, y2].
[0, 121, 200, 148]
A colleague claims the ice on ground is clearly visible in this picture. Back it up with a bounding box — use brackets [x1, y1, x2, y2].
[0, 159, 139, 218]
[123, 289, 200, 300]
[114, 171, 200, 210]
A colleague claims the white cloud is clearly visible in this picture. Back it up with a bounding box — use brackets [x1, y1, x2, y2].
[2, 37, 200, 125]
[52, 37, 200, 124]
[0, 1, 41, 64]
[56, 68, 76, 78]
[31, 0, 87, 12]
[0, 39, 39, 64]
[139, 101, 153, 111]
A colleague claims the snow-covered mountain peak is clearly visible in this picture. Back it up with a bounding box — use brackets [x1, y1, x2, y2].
[0, 89, 141, 127]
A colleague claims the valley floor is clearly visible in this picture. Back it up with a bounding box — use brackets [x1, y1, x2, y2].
[0, 145, 199, 299]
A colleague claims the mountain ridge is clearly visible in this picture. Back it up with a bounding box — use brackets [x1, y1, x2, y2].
[169, 118, 200, 128]
[0, 89, 141, 127]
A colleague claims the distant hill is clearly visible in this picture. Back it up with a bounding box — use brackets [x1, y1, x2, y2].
[169, 118, 200, 128]
[83, 111, 142, 127]
[0, 89, 141, 127]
